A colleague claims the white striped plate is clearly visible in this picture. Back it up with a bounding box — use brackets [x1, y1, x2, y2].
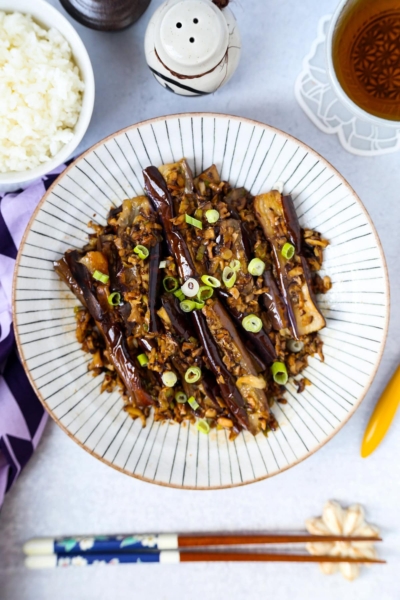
[13, 114, 389, 489]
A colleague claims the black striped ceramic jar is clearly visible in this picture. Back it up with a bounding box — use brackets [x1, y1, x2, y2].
[144, 0, 241, 96]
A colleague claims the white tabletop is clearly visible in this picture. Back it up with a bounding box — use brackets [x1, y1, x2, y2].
[1, 1, 399, 598]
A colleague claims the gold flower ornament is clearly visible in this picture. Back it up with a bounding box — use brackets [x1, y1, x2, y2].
[305, 500, 380, 580]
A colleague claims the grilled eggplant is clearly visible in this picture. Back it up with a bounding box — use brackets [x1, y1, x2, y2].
[254, 191, 326, 337]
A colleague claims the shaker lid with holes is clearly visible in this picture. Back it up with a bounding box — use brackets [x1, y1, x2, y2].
[145, 0, 241, 96]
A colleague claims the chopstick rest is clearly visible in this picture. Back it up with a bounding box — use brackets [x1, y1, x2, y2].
[305, 500, 381, 580]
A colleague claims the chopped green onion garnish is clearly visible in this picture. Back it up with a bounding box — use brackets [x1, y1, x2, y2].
[188, 396, 199, 410]
[137, 353, 149, 367]
[175, 391, 187, 404]
[201, 274, 221, 288]
[242, 314, 263, 333]
[107, 292, 121, 306]
[93, 270, 109, 284]
[174, 289, 185, 301]
[181, 278, 199, 298]
[229, 259, 241, 272]
[185, 366, 202, 383]
[159, 260, 167, 269]
[185, 214, 203, 229]
[162, 371, 178, 388]
[193, 300, 205, 310]
[287, 340, 304, 353]
[248, 258, 266, 276]
[281, 242, 295, 260]
[222, 266, 236, 288]
[180, 300, 196, 312]
[133, 245, 149, 260]
[163, 276, 179, 292]
[196, 419, 210, 434]
[271, 361, 288, 385]
[205, 209, 220, 223]
[197, 286, 213, 301]
[196, 244, 206, 262]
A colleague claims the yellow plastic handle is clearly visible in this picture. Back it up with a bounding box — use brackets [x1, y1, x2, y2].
[361, 364, 400, 458]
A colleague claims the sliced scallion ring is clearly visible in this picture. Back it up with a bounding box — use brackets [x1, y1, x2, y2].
[281, 242, 295, 260]
[287, 340, 304, 353]
[137, 353, 149, 367]
[181, 278, 199, 298]
[180, 300, 196, 313]
[196, 419, 210, 434]
[201, 274, 221, 288]
[222, 266, 236, 288]
[242, 314, 263, 333]
[197, 286, 213, 302]
[229, 259, 241, 272]
[175, 391, 187, 404]
[93, 270, 109, 284]
[174, 289, 185, 301]
[107, 292, 121, 306]
[133, 245, 149, 260]
[163, 276, 179, 292]
[161, 371, 178, 388]
[188, 396, 199, 410]
[193, 300, 205, 310]
[271, 362, 288, 385]
[185, 366, 202, 383]
[159, 260, 167, 269]
[248, 258, 266, 276]
[205, 209, 220, 223]
[196, 245, 206, 262]
[185, 214, 203, 229]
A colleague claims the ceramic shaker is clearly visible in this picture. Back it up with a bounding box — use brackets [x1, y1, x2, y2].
[144, 0, 241, 96]
[60, 0, 151, 31]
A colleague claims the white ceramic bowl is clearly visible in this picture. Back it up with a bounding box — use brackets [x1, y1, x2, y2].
[13, 113, 389, 489]
[0, 0, 95, 192]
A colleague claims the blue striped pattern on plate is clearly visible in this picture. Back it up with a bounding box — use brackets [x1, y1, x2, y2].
[13, 114, 389, 489]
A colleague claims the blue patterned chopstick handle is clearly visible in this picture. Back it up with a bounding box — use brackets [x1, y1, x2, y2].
[54, 534, 178, 554]
[56, 552, 162, 566]
[25, 550, 182, 569]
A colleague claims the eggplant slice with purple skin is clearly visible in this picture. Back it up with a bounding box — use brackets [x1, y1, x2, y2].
[223, 183, 290, 334]
[54, 251, 155, 409]
[144, 165, 252, 432]
[254, 191, 326, 337]
[144, 164, 275, 435]
[206, 217, 277, 364]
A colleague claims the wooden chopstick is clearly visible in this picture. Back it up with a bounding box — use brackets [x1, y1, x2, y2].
[180, 552, 385, 564]
[177, 534, 382, 546]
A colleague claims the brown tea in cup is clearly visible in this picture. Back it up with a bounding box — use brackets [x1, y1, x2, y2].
[332, 0, 400, 121]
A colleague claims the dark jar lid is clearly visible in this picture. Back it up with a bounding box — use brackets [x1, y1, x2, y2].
[60, 0, 152, 31]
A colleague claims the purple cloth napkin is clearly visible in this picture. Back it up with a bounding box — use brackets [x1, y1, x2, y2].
[0, 163, 69, 507]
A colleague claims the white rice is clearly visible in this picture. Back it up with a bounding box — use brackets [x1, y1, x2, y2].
[0, 11, 84, 173]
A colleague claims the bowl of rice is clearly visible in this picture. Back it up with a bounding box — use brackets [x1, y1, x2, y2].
[0, 0, 95, 191]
